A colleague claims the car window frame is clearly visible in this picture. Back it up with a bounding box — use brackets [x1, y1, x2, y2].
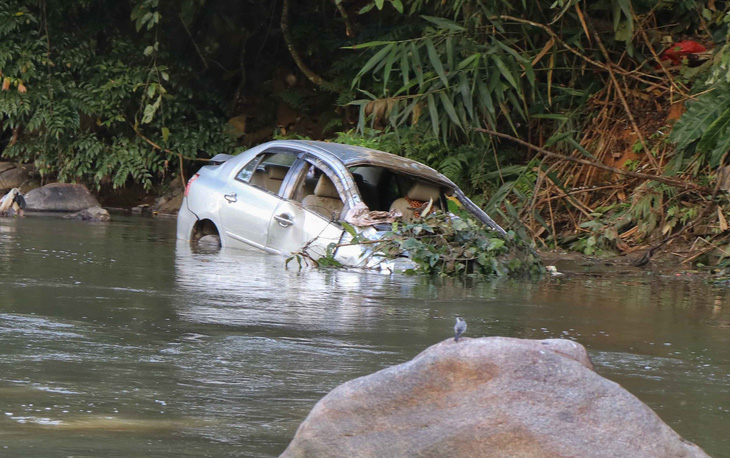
[234, 147, 302, 196]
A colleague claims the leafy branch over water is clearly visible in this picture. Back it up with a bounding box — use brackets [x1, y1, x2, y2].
[299, 212, 544, 278]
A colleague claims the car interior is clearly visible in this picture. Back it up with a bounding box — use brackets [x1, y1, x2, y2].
[290, 164, 344, 220]
[236, 152, 449, 224]
[349, 166, 448, 222]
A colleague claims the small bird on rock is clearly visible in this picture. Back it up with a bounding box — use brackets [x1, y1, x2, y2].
[454, 317, 467, 342]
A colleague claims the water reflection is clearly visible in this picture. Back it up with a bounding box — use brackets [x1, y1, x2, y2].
[0, 216, 728, 456]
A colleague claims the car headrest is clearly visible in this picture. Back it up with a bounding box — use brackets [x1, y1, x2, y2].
[407, 182, 441, 201]
[314, 174, 341, 199]
[267, 165, 288, 180]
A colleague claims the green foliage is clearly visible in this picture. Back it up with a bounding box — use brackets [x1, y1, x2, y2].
[338, 211, 544, 277]
[669, 85, 730, 170]
[0, 1, 235, 189]
[346, 0, 697, 145]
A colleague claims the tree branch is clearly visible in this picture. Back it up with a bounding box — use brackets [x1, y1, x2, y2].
[589, 21, 660, 171]
[281, 0, 328, 87]
[498, 15, 665, 89]
[474, 128, 711, 193]
[332, 0, 355, 38]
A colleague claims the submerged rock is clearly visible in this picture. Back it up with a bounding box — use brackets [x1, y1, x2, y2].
[63, 206, 110, 222]
[283, 337, 707, 458]
[24, 183, 100, 212]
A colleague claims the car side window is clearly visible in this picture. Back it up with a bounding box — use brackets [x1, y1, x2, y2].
[235, 158, 259, 183]
[236, 151, 297, 194]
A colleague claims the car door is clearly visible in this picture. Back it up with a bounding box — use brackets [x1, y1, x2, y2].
[218, 150, 298, 251]
[265, 161, 346, 258]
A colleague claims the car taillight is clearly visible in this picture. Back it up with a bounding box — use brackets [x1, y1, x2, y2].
[184, 173, 200, 197]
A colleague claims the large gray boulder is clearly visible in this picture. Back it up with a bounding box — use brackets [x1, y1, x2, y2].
[24, 183, 100, 212]
[283, 337, 708, 458]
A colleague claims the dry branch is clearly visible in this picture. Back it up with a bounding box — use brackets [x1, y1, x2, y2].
[474, 128, 711, 193]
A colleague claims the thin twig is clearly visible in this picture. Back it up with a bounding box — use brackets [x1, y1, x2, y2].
[474, 128, 711, 193]
[590, 23, 660, 171]
[497, 15, 667, 89]
[635, 14, 685, 96]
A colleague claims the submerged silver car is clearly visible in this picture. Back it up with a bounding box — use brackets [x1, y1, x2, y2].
[177, 140, 505, 270]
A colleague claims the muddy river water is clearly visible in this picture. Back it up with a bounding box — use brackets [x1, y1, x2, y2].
[0, 215, 728, 456]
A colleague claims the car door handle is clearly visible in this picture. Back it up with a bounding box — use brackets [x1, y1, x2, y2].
[224, 192, 237, 203]
[274, 213, 293, 227]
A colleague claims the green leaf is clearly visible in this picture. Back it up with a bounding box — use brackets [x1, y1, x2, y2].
[344, 40, 394, 50]
[457, 53, 481, 70]
[161, 127, 170, 143]
[492, 55, 519, 91]
[426, 39, 448, 88]
[421, 15, 465, 32]
[670, 92, 730, 150]
[439, 91, 462, 128]
[427, 94, 439, 137]
[353, 43, 395, 88]
[341, 221, 358, 237]
[358, 3, 375, 14]
[459, 73, 474, 121]
[383, 46, 398, 92]
[531, 113, 569, 120]
[391, 0, 404, 13]
[410, 42, 424, 86]
[698, 106, 730, 154]
[399, 47, 410, 85]
[375, 0, 385, 10]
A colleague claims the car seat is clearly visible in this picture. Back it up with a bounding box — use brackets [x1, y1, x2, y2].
[302, 174, 344, 220]
[389, 182, 441, 222]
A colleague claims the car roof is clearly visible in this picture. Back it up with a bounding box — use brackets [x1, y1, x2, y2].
[276, 140, 456, 187]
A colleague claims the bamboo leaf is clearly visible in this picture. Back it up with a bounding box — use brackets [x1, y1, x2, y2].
[458, 73, 474, 121]
[439, 91, 463, 128]
[353, 43, 395, 88]
[492, 55, 519, 91]
[493, 39, 529, 64]
[375, 0, 385, 10]
[393, 78, 419, 96]
[344, 41, 395, 49]
[421, 15, 465, 31]
[477, 80, 496, 118]
[446, 36, 454, 70]
[410, 42, 424, 87]
[383, 46, 398, 92]
[457, 53, 481, 70]
[531, 113, 569, 120]
[391, 0, 404, 13]
[427, 94, 439, 137]
[544, 131, 573, 147]
[426, 38, 449, 88]
[400, 47, 410, 85]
